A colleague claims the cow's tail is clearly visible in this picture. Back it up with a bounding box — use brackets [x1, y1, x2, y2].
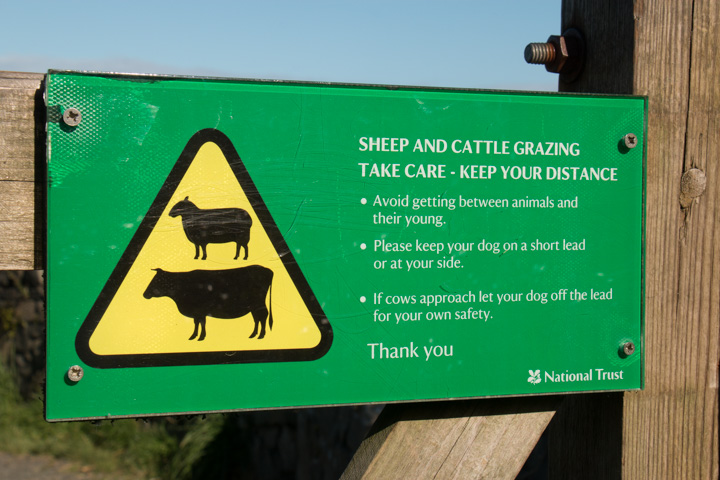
[267, 282, 273, 331]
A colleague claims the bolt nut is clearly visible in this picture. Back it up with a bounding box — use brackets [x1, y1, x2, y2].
[545, 35, 570, 74]
[623, 133, 638, 149]
[67, 365, 84, 382]
[524, 35, 570, 73]
[524, 28, 585, 82]
[62, 108, 82, 127]
[622, 342, 636, 357]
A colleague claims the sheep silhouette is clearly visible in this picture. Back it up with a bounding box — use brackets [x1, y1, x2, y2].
[169, 196, 252, 260]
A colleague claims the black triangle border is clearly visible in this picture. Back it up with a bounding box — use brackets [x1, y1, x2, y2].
[75, 129, 333, 368]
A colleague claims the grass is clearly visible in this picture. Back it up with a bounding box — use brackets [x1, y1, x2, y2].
[0, 271, 239, 479]
[0, 361, 228, 479]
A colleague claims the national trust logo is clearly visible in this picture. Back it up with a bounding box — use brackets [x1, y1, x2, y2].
[527, 369, 541, 385]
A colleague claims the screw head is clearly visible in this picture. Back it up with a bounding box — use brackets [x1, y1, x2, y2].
[623, 133, 638, 149]
[622, 342, 636, 357]
[67, 365, 84, 382]
[62, 108, 82, 127]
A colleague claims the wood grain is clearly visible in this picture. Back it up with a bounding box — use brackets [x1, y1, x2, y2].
[627, 0, 720, 477]
[559, 1, 635, 94]
[341, 397, 559, 480]
[553, 1, 720, 478]
[0, 72, 44, 270]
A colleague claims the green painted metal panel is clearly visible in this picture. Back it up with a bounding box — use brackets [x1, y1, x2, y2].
[46, 71, 645, 421]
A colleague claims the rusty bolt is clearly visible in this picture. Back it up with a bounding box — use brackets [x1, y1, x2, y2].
[525, 28, 585, 82]
[525, 35, 569, 73]
[524, 42, 556, 65]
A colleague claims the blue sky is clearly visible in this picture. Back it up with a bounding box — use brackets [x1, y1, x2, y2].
[0, 0, 560, 91]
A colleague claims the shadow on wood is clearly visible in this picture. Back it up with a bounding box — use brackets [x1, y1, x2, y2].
[548, 393, 623, 479]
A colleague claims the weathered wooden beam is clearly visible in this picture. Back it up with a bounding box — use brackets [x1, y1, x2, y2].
[341, 396, 559, 480]
[552, 1, 720, 479]
[0, 71, 44, 270]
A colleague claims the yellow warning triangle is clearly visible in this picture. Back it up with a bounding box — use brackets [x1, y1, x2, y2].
[76, 129, 332, 368]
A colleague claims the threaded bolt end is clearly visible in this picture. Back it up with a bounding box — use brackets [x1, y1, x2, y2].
[524, 42, 556, 65]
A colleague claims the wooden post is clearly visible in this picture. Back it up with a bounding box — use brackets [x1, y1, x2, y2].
[549, 1, 720, 478]
[0, 72, 44, 270]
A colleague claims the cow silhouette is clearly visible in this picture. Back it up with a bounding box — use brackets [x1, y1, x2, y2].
[143, 266, 273, 341]
[169, 197, 252, 260]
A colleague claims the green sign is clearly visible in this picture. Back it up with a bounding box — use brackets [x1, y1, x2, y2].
[46, 71, 645, 421]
